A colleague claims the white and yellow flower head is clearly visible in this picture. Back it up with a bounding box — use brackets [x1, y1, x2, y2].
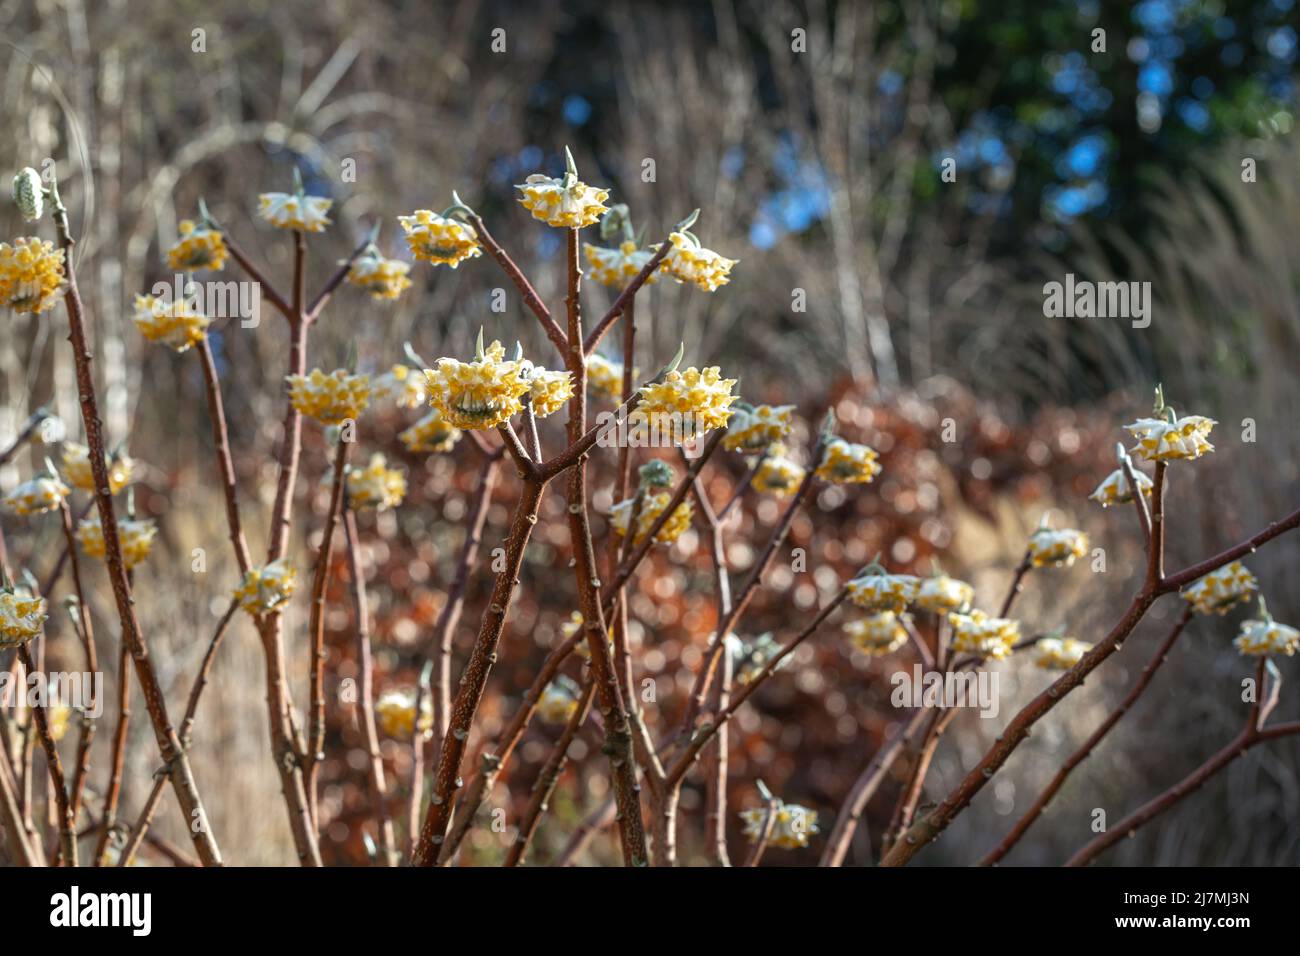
[132, 294, 211, 352]
[1234, 609, 1299, 657]
[564, 611, 613, 661]
[1027, 527, 1088, 568]
[586, 353, 636, 402]
[844, 612, 909, 655]
[1126, 414, 1215, 462]
[916, 575, 975, 614]
[347, 454, 407, 512]
[727, 632, 787, 685]
[1034, 636, 1092, 670]
[399, 409, 462, 454]
[948, 609, 1021, 660]
[723, 404, 796, 453]
[345, 247, 412, 300]
[0, 237, 66, 314]
[2, 474, 70, 516]
[369, 364, 427, 410]
[537, 679, 582, 724]
[76, 514, 157, 569]
[815, 438, 882, 485]
[1089, 466, 1154, 507]
[0, 586, 46, 648]
[376, 688, 433, 739]
[167, 219, 228, 272]
[424, 338, 531, 430]
[61, 442, 134, 494]
[257, 182, 332, 233]
[657, 231, 737, 291]
[584, 240, 657, 288]
[635, 366, 738, 440]
[1181, 561, 1257, 616]
[751, 444, 806, 497]
[287, 368, 371, 425]
[515, 156, 610, 229]
[740, 801, 819, 849]
[525, 366, 574, 418]
[846, 571, 921, 614]
[233, 558, 297, 616]
[46, 701, 72, 742]
[398, 209, 482, 268]
[609, 491, 693, 546]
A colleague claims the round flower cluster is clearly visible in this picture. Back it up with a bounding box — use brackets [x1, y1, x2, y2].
[347, 454, 407, 512]
[233, 558, 297, 616]
[1181, 562, 1257, 615]
[62, 443, 134, 494]
[76, 514, 157, 569]
[948, 610, 1020, 660]
[844, 612, 909, 656]
[537, 680, 582, 724]
[1234, 617, 1300, 657]
[525, 366, 574, 418]
[398, 210, 482, 268]
[584, 240, 657, 288]
[0, 237, 66, 314]
[399, 409, 462, 454]
[586, 354, 635, 402]
[0, 588, 46, 648]
[634, 366, 737, 439]
[915, 575, 975, 614]
[846, 571, 920, 614]
[257, 190, 332, 232]
[1125, 414, 1215, 462]
[287, 369, 371, 425]
[1034, 637, 1092, 670]
[369, 364, 427, 410]
[739, 801, 819, 850]
[2, 474, 69, 516]
[656, 231, 737, 291]
[424, 339, 531, 430]
[751, 446, 806, 496]
[1027, 528, 1089, 568]
[609, 492, 693, 546]
[729, 632, 787, 685]
[167, 219, 228, 272]
[516, 173, 610, 229]
[1089, 467, 1153, 507]
[723, 404, 795, 453]
[376, 688, 433, 739]
[345, 248, 412, 300]
[815, 438, 881, 485]
[132, 294, 211, 352]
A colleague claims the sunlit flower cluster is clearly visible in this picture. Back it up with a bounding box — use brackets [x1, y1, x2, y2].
[398, 210, 482, 268]
[1027, 527, 1088, 568]
[61, 443, 134, 494]
[1181, 562, 1258, 616]
[369, 364, 427, 410]
[846, 571, 920, 614]
[751, 445, 806, 496]
[257, 190, 332, 232]
[739, 801, 819, 849]
[656, 231, 736, 291]
[1089, 466, 1153, 507]
[425, 340, 531, 430]
[844, 612, 909, 655]
[815, 438, 881, 485]
[526, 366, 574, 418]
[167, 219, 228, 272]
[76, 514, 157, 569]
[723, 404, 795, 453]
[537, 680, 582, 724]
[1034, 636, 1092, 670]
[133, 294, 211, 352]
[2, 474, 69, 516]
[634, 366, 737, 439]
[345, 248, 412, 300]
[948, 610, 1020, 660]
[1125, 414, 1215, 462]
[399, 409, 462, 454]
[915, 575, 975, 614]
[1234, 617, 1300, 657]
[584, 240, 657, 288]
[0, 587, 46, 647]
[0, 237, 66, 314]
[233, 558, 297, 616]
[376, 688, 433, 739]
[609, 491, 693, 546]
[586, 354, 635, 402]
[287, 368, 371, 425]
[347, 454, 407, 511]
[516, 173, 610, 228]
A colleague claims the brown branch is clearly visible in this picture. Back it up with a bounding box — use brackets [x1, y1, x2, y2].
[222, 231, 293, 321]
[582, 240, 670, 356]
[0, 729, 40, 866]
[1160, 503, 1300, 593]
[91, 639, 130, 867]
[17, 646, 74, 866]
[741, 794, 780, 868]
[306, 230, 374, 322]
[58, 501, 97, 822]
[0, 406, 50, 468]
[196, 335, 252, 574]
[998, 551, 1032, 617]
[465, 211, 568, 357]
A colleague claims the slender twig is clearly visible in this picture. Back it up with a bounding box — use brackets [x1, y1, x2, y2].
[0, 406, 50, 468]
[17, 646, 74, 866]
[0, 730, 40, 866]
[306, 231, 375, 322]
[196, 335, 251, 574]
[91, 626, 130, 867]
[464, 211, 568, 356]
[553, 794, 616, 866]
[999, 551, 1032, 617]
[741, 794, 780, 868]
[716, 451, 766, 525]
[58, 500, 96, 821]
[222, 232, 293, 321]
[582, 241, 671, 356]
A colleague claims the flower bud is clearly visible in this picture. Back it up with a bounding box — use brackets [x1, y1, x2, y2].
[12, 167, 44, 223]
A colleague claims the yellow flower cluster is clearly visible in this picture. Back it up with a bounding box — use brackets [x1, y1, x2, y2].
[516, 173, 610, 228]
[47, 702, 72, 742]
[1125, 414, 1215, 462]
[584, 240, 657, 288]
[948, 610, 1020, 660]
[846, 572, 920, 614]
[739, 801, 819, 849]
[399, 409, 462, 453]
[1034, 637, 1092, 670]
[586, 354, 636, 402]
[537, 681, 582, 724]
[370, 365, 427, 410]
[347, 454, 407, 512]
[1234, 618, 1300, 657]
[1181, 561, 1257, 615]
[424, 340, 531, 430]
[657, 231, 737, 291]
[915, 575, 975, 614]
[257, 191, 332, 232]
[0, 237, 66, 314]
[132, 294, 211, 352]
[815, 438, 882, 485]
[345, 249, 412, 300]
[526, 366, 574, 418]
[76, 514, 157, 569]
[609, 492, 693, 546]
[287, 368, 371, 425]
[0, 588, 46, 647]
[62, 443, 134, 494]
[398, 210, 482, 268]
[1089, 467, 1153, 507]
[376, 688, 434, 739]
[167, 220, 228, 272]
[844, 612, 909, 655]
[233, 558, 297, 616]
[751, 446, 806, 497]
[635, 366, 737, 439]
[1027, 528, 1089, 568]
[723, 404, 796, 453]
[2, 475, 69, 516]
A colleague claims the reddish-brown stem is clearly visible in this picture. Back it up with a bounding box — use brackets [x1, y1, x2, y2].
[1119, 454, 1151, 547]
[716, 452, 766, 525]
[92, 636, 130, 866]
[881, 706, 961, 856]
[0, 406, 49, 467]
[196, 335, 251, 574]
[554, 794, 616, 866]
[222, 232, 293, 321]
[1160, 504, 1300, 592]
[1146, 461, 1167, 586]
[17, 646, 75, 866]
[999, 552, 1033, 617]
[58, 500, 97, 822]
[582, 241, 670, 356]
[305, 231, 374, 322]
[465, 211, 568, 357]
[0, 729, 39, 866]
[741, 795, 780, 868]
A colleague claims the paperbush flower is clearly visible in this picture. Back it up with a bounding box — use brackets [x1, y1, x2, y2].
[369, 364, 427, 410]
[1034, 637, 1092, 669]
[12, 168, 44, 223]
[61, 443, 134, 494]
[1234, 617, 1300, 657]
[345, 248, 412, 300]
[257, 190, 332, 232]
[424, 339, 531, 430]
[287, 368, 370, 425]
[584, 240, 657, 288]
[586, 354, 635, 402]
[233, 558, 297, 616]
[76, 514, 157, 569]
[948, 610, 1020, 660]
[525, 366, 574, 418]
[537, 679, 582, 724]
[609, 491, 693, 546]
[723, 404, 796, 453]
[376, 688, 433, 739]
[728, 632, 787, 685]
[1126, 414, 1215, 462]
[2, 474, 69, 516]
[399, 409, 462, 453]
[815, 438, 882, 485]
[751, 446, 806, 497]
[1181, 561, 1257, 615]
[844, 612, 909, 655]
[634, 366, 737, 440]
[516, 174, 610, 228]
[846, 571, 920, 613]
[1027, 528, 1089, 568]
[132, 294, 211, 352]
[1089, 467, 1153, 507]
[915, 575, 975, 614]
[0, 237, 66, 314]
[347, 454, 407, 511]
[398, 210, 482, 268]
[0, 587, 46, 648]
[166, 219, 228, 271]
[657, 231, 736, 291]
[739, 801, 819, 849]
